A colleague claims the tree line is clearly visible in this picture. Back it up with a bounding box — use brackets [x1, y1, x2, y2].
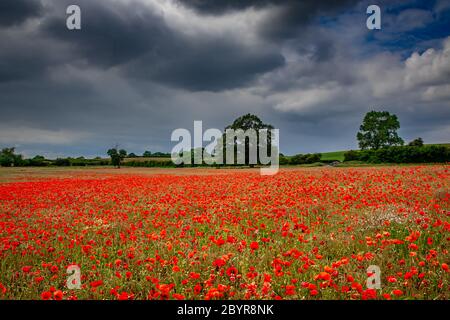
[1, 111, 448, 167]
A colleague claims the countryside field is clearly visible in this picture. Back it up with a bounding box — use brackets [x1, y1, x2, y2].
[0, 165, 448, 300]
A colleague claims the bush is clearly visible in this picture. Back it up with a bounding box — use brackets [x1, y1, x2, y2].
[279, 155, 290, 165]
[344, 150, 359, 162]
[123, 160, 174, 168]
[290, 153, 322, 165]
[55, 158, 71, 166]
[343, 145, 449, 163]
[28, 156, 48, 167]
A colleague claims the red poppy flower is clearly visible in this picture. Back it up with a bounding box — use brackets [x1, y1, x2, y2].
[90, 280, 103, 288]
[53, 290, 63, 300]
[310, 289, 319, 296]
[41, 291, 52, 300]
[22, 266, 32, 273]
[392, 289, 403, 296]
[213, 258, 226, 268]
[250, 242, 259, 250]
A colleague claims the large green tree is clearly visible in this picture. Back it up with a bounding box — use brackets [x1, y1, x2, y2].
[357, 111, 404, 150]
[221, 114, 274, 166]
[107, 147, 127, 168]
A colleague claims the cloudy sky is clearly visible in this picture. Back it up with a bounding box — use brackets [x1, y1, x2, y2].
[0, 0, 449, 158]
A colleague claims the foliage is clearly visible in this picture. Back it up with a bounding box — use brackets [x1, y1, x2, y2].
[289, 153, 321, 165]
[357, 111, 404, 150]
[0, 148, 23, 167]
[344, 145, 449, 163]
[221, 114, 274, 166]
[107, 148, 127, 168]
[344, 150, 360, 162]
[408, 137, 424, 147]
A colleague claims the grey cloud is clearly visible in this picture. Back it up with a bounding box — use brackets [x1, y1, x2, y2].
[176, 0, 275, 14]
[180, 0, 361, 40]
[38, 0, 285, 91]
[0, 0, 43, 27]
[125, 38, 285, 91]
[0, 0, 448, 158]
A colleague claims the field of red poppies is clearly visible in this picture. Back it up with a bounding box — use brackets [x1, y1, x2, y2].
[0, 166, 448, 300]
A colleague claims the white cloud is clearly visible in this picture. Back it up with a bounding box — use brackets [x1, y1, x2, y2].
[273, 84, 343, 112]
[404, 37, 450, 88]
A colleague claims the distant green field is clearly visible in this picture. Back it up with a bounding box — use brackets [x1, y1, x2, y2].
[320, 151, 346, 162]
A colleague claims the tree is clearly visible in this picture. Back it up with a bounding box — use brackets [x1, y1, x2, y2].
[143, 151, 152, 157]
[107, 147, 127, 168]
[357, 111, 404, 150]
[408, 137, 424, 147]
[128, 153, 137, 158]
[221, 114, 274, 166]
[0, 147, 22, 167]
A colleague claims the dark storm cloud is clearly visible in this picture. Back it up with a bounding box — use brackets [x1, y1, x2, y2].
[0, 0, 43, 26]
[179, 0, 360, 40]
[42, 0, 172, 68]
[176, 0, 275, 14]
[39, 0, 284, 91]
[0, 0, 448, 158]
[126, 38, 284, 91]
[259, 0, 360, 40]
[0, 30, 64, 83]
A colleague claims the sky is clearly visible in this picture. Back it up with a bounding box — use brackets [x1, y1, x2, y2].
[0, 0, 449, 158]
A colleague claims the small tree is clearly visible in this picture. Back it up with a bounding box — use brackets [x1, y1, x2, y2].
[0, 147, 22, 167]
[107, 147, 127, 168]
[408, 137, 424, 147]
[357, 111, 404, 150]
[143, 151, 152, 157]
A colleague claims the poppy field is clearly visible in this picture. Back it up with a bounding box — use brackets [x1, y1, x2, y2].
[0, 166, 448, 300]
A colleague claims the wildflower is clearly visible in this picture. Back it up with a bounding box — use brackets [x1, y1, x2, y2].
[41, 291, 52, 300]
[53, 290, 63, 300]
[392, 289, 403, 297]
[22, 266, 32, 273]
[250, 241, 259, 250]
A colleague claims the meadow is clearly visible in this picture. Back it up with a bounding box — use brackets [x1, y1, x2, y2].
[0, 165, 448, 300]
